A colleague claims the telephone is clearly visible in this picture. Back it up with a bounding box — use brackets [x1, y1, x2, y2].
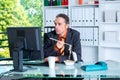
[95, 61, 107, 66]
[81, 61, 108, 72]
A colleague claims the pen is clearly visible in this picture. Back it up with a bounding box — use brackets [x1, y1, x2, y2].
[49, 37, 71, 46]
[49, 37, 72, 60]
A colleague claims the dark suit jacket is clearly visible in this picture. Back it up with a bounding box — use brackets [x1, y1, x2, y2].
[44, 28, 82, 62]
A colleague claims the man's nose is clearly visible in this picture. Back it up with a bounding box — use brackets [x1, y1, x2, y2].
[55, 24, 59, 29]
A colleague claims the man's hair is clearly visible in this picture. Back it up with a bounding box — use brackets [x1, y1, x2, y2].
[56, 14, 69, 24]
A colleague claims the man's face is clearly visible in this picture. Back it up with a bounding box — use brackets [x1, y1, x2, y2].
[54, 17, 68, 35]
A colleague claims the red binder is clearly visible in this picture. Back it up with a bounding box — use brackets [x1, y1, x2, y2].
[62, 0, 68, 5]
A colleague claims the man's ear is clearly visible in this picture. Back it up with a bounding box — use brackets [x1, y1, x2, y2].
[66, 24, 69, 28]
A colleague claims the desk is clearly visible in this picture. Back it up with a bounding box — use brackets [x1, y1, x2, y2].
[0, 60, 120, 80]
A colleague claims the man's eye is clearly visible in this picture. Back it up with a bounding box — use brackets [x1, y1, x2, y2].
[54, 23, 56, 25]
[54, 23, 62, 26]
[58, 23, 61, 25]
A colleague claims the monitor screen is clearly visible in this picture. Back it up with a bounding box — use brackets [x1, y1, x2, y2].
[7, 27, 44, 60]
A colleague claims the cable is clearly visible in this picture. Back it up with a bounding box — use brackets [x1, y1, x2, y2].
[0, 70, 13, 79]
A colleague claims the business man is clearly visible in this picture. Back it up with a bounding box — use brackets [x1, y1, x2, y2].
[44, 14, 82, 62]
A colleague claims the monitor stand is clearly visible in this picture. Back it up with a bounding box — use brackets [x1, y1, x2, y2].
[12, 38, 27, 72]
[13, 49, 26, 72]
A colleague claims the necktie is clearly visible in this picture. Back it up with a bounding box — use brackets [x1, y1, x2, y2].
[59, 37, 65, 56]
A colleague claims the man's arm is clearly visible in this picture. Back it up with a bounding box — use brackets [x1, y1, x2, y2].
[44, 33, 59, 58]
[44, 33, 70, 62]
[72, 31, 83, 62]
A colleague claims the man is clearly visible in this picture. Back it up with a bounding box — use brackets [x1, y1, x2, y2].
[44, 14, 82, 62]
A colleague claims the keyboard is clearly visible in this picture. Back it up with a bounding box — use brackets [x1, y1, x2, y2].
[23, 60, 48, 66]
[0, 60, 48, 66]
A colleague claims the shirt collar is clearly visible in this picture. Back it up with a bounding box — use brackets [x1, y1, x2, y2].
[58, 29, 68, 39]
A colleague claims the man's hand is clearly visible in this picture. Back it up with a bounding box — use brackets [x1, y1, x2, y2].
[44, 56, 60, 62]
[44, 57, 48, 62]
[56, 40, 64, 49]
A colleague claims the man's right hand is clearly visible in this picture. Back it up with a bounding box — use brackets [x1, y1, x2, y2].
[44, 56, 60, 62]
[56, 40, 64, 49]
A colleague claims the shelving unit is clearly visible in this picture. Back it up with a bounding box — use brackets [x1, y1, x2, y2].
[99, 0, 120, 62]
[43, 0, 120, 63]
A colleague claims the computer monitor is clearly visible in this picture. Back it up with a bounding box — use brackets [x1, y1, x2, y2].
[7, 27, 44, 61]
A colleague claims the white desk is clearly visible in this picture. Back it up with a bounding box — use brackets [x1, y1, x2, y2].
[0, 60, 120, 80]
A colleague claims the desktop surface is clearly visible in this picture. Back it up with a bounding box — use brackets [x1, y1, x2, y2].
[0, 60, 120, 79]
[0, 59, 47, 66]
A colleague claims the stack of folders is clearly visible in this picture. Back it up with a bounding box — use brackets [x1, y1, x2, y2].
[117, 11, 120, 23]
[71, 7, 99, 26]
[104, 31, 120, 42]
[72, 27, 99, 46]
[45, 8, 68, 26]
[44, 0, 68, 6]
[104, 10, 120, 23]
[104, 10, 116, 23]
[44, 27, 55, 33]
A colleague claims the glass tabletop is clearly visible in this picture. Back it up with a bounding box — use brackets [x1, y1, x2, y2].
[0, 60, 120, 79]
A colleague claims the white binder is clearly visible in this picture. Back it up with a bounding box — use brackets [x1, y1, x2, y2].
[94, 28, 99, 45]
[95, 8, 99, 26]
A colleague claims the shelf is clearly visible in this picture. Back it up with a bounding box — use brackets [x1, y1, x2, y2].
[101, 22, 120, 25]
[100, 43, 120, 48]
[100, 0, 120, 3]
[44, 5, 99, 8]
[79, 4, 99, 6]
[44, 5, 68, 8]
[70, 4, 99, 7]
[82, 45, 99, 47]
[44, 25, 55, 28]
[71, 26, 99, 28]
